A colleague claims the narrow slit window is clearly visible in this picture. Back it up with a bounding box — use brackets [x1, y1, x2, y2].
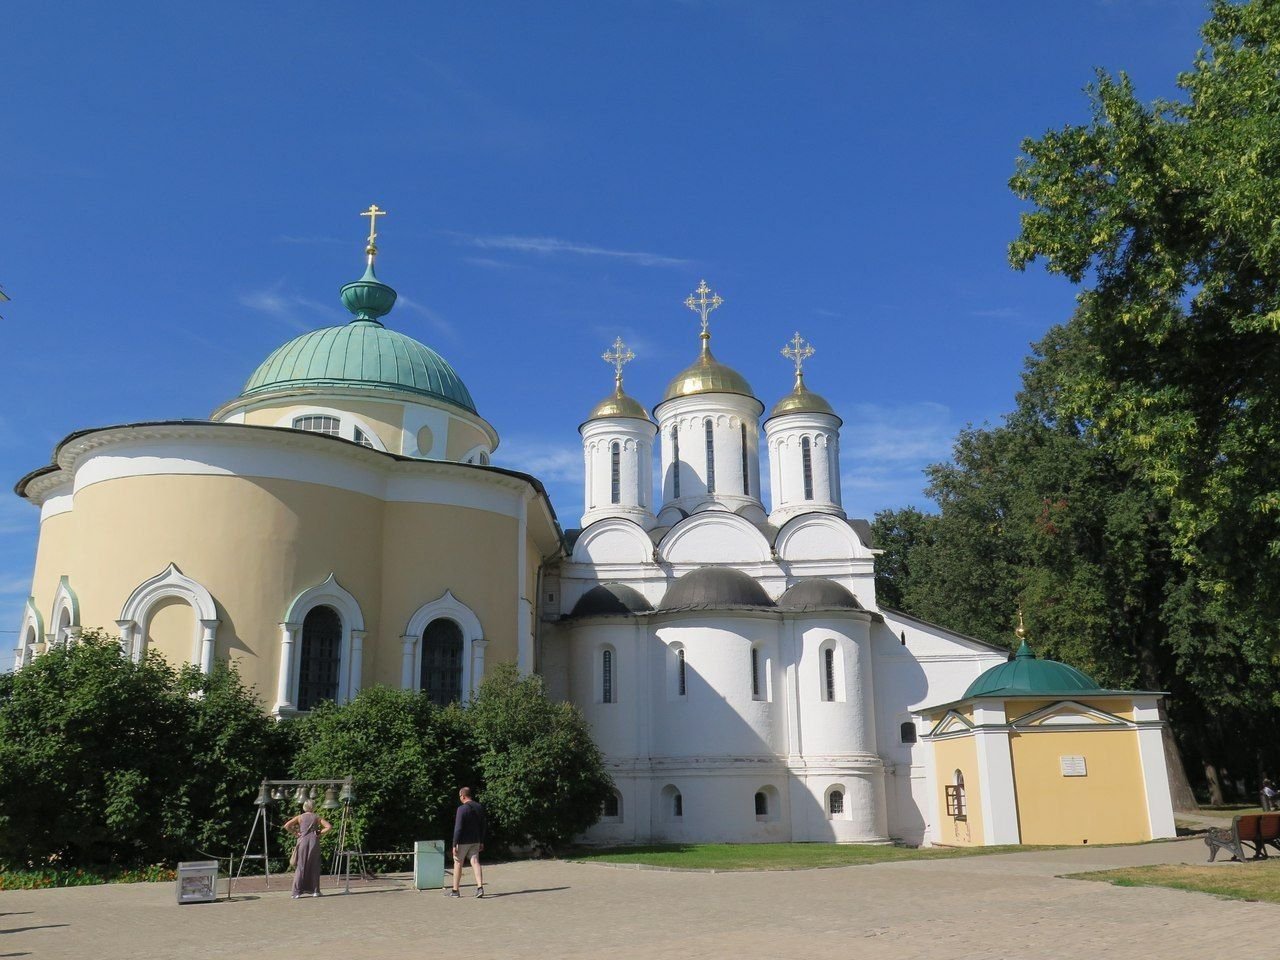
[678, 649, 686, 696]
[802, 437, 814, 500]
[740, 423, 750, 495]
[751, 647, 761, 698]
[673, 792, 683, 818]
[610, 441, 621, 505]
[602, 648, 614, 703]
[672, 426, 681, 498]
[755, 791, 768, 817]
[824, 647, 835, 702]
[704, 419, 716, 493]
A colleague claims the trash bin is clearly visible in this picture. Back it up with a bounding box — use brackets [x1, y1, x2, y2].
[413, 840, 445, 890]
[176, 860, 219, 904]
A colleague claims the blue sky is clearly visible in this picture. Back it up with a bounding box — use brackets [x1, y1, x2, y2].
[1, 1, 1212, 666]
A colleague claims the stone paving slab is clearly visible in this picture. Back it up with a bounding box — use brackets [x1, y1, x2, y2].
[2, 838, 1277, 960]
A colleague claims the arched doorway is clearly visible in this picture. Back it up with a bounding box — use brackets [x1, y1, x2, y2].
[420, 618, 463, 706]
[297, 605, 342, 711]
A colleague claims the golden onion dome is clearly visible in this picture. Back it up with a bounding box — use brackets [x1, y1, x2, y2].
[587, 384, 652, 422]
[768, 373, 838, 419]
[662, 339, 755, 401]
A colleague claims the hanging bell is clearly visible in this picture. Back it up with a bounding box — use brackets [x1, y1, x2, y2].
[270, 786, 285, 801]
[254, 781, 270, 806]
[309, 785, 320, 801]
[339, 778, 355, 805]
[322, 787, 340, 811]
[293, 785, 308, 806]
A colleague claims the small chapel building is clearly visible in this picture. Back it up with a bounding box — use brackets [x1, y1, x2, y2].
[14, 212, 1178, 847]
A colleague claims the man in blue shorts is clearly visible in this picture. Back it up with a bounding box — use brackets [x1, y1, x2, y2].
[449, 786, 486, 898]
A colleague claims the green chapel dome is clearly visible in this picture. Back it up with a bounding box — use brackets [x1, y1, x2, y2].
[962, 640, 1102, 699]
[239, 248, 477, 415]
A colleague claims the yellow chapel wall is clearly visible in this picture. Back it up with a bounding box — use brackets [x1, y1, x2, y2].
[241, 399, 407, 454]
[1009, 725, 1150, 845]
[446, 419, 490, 460]
[1005, 697, 1136, 722]
[31, 471, 533, 709]
[930, 734, 984, 846]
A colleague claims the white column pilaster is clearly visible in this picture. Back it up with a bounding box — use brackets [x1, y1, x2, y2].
[349, 630, 366, 700]
[516, 492, 534, 675]
[972, 700, 1020, 845]
[471, 638, 488, 698]
[275, 622, 301, 714]
[1133, 697, 1177, 839]
[198, 619, 219, 674]
[116, 620, 139, 662]
[401, 635, 416, 690]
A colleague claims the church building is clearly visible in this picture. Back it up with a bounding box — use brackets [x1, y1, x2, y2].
[13, 209, 1178, 847]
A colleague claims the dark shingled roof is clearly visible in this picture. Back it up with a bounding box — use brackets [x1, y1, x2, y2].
[658, 566, 775, 612]
[569, 583, 653, 617]
[777, 578, 862, 611]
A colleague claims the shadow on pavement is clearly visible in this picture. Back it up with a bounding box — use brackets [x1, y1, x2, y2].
[483, 886, 571, 898]
[0, 924, 69, 935]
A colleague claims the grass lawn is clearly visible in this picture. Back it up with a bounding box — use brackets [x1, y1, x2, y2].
[567, 842, 1050, 871]
[1064, 858, 1280, 905]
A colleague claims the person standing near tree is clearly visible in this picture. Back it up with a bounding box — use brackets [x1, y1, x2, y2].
[284, 799, 332, 899]
[448, 786, 486, 899]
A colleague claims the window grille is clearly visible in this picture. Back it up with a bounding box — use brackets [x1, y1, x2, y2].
[602, 648, 614, 703]
[297, 605, 342, 711]
[293, 415, 340, 437]
[610, 442, 621, 505]
[829, 790, 844, 817]
[677, 649, 686, 696]
[900, 721, 918, 744]
[824, 647, 835, 702]
[672, 426, 681, 497]
[946, 773, 967, 820]
[802, 436, 814, 500]
[420, 619, 463, 706]
[740, 423, 750, 495]
[704, 419, 715, 494]
[751, 647, 761, 699]
[353, 427, 374, 448]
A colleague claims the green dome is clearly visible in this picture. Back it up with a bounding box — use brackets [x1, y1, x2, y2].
[963, 641, 1101, 699]
[241, 321, 477, 414]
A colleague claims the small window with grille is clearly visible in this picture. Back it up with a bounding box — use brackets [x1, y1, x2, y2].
[293, 415, 340, 437]
[602, 648, 614, 704]
[946, 772, 967, 821]
[829, 790, 844, 818]
[610, 442, 621, 504]
[672, 426, 681, 497]
[802, 436, 814, 500]
[704, 418, 716, 494]
[353, 427, 375, 448]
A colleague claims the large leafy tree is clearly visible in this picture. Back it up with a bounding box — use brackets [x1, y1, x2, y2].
[1009, 0, 1280, 625]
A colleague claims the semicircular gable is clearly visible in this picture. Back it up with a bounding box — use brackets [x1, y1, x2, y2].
[571, 518, 654, 565]
[775, 513, 867, 562]
[657, 511, 772, 565]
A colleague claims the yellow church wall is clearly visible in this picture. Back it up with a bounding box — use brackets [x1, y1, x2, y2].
[146, 596, 197, 668]
[241, 399, 406, 454]
[446, 418, 490, 460]
[1009, 727, 1150, 845]
[28, 511, 74, 633]
[930, 735, 984, 846]
[1005, 698, 1135, 722]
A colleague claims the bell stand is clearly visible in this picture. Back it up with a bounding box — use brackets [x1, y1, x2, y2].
[329, 800, 369, 894]
[233, 777, 354, 895]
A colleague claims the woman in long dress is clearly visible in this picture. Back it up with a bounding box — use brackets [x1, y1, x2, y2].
[284, 800, 332, 898]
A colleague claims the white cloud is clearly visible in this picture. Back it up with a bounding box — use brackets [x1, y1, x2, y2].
[834, 401, 959, 519]
[448, 232, 692, 268]
[395, 294, 458, 341]
[494, 438, 582, 484]
[238, 283, 344, 331]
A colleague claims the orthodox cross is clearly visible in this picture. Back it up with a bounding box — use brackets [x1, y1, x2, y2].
[684, 279, 723, 337]
[360, 204, 387, 257]
[782, 332, 815, 377]
[602, 336, 635, 388]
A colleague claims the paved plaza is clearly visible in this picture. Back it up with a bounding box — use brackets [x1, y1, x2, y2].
[2, 838, 1278, 959]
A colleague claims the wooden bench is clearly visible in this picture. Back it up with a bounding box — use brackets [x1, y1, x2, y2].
[1205, 813, 1280, 862]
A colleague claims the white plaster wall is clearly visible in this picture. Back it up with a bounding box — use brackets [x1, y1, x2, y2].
[793, 617, 877, 757]
[765, 411, 843, 523]
[655, 393, 763, 515]
[581, 417, 657, 528]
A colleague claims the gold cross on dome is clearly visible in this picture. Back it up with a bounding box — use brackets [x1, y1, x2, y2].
[602, 336, 636, 385]
[684, 279, 723, 336]
[782, 331, 815, 375]
[360, 204, 388, 247]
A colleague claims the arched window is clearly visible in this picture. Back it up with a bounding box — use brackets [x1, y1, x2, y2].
[297, 605, 342, 711]
[802, 436, 814, 500]
[829, 789, 845, 818]
[946, 771, 967, 821]
[824, 647, 835, 702]
[671, 426, 681, 498]
[740, 423, 750, 495]
[704, 418, 716, 494]
[754, 791, 768, 817]
[900, 721, 918, 744]
[610, 441, 621, 504]
[602, 648, 614, 704]
[678, 648, 687, 697]
[293, 414, 340, 436]
[673, 791, 683, 818]
[353, 426, 375, 448]
[602, 792, 621, 819]
[751, 646, 762, 700]
[420, 618, 464, 706]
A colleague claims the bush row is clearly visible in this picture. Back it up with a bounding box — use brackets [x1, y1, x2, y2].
[0, 633, 612, 869]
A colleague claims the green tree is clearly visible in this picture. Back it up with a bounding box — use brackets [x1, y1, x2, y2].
[289, 687, 476, 857]
[1009, 0, 1280, 628]
[468, 664, 613, 852]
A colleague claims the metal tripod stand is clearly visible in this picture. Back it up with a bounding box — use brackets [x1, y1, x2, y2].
[232, 777, 357, 895]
